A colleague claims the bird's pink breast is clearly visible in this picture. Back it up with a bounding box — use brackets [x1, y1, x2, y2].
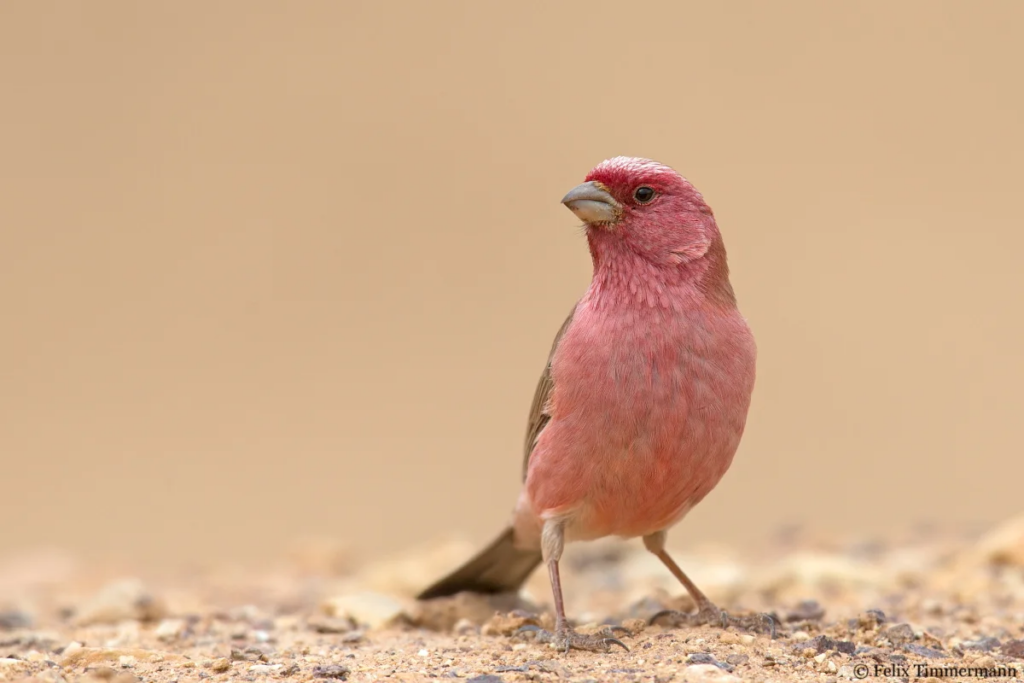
[523, 294, 756, 542]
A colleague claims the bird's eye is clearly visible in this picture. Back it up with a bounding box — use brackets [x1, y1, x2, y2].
[633, 186, 656, 204]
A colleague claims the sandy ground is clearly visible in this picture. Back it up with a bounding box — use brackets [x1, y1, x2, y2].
[4, 517, 1024, 683]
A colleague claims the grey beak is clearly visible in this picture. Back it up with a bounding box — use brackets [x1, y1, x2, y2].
[561, 181, 622, 224]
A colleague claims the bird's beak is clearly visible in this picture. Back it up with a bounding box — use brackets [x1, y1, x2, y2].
[561, 181, 622, 225]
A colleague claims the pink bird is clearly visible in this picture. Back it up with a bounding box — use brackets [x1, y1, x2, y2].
[419, 157, 762, 652]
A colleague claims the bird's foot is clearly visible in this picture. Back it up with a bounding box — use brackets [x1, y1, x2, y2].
[649, 604, 777, 639]
[517, 623, 630, 653]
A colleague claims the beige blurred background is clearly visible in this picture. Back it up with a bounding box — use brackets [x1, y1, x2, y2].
[1, 1, 1022, 569]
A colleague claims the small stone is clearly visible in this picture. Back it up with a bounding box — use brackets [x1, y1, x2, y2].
[786, 600, 825, 622]
[311, 664, 350, 679]
[0, 610, 33, 630]
[1001, 640, 1024, 658]
[859, 609, 886, 629]
[210, 658, 231, 673]
[453, 618, 476, 635]
[250, 664, 282, 674]
[280, 662, 300, 676]
[466, 677, 504, 683]
[412, 591, 523, 632]
[904, 644, 945, 659]
[154, 618, 186, 642]
[962, 636, 1000, 651]
[73, 579, 166, 626]
[882, 623, 915, 645]
[974, 655, 997, 668]
[724, 654, 748, 666]
[308, 614, 357, 634]
[232, 645, 271, 662]
[322, 592, 407, 629]
[118, 655, 135, 668]
[974, 514, 1024, 566]
[483, 611, 552, 637]
[794, 635, 857, 656]
[85, 666, 118, 679]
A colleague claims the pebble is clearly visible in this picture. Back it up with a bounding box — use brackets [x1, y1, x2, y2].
[962, 636, 1000, 651]
[322, 591, 407, 629]
[250, 664, 282, 674]
[310, 664, 350, 679]
[155, 618, 187, 641]
[881, 623, 915, 645]
[680, 663, 742, 682]
[209, 657, 231, 673]
[974, 514, 1024, 566]
[453, 618, 477, 635]
[412, 591, 522, 632]
[1002, 640, 1024, 657]
[307, 614, 357, 634]
[0, 609, 33, 630]
[73, 579, 166, 626]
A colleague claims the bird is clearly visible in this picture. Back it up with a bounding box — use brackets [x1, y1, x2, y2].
[418, 156, 760, 653]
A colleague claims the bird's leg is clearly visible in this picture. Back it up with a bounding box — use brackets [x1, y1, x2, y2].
[517, 519, 628, 653]
[644, 531, 776, 638]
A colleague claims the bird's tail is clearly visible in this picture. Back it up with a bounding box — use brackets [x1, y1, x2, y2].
[417, 526, 543, 600]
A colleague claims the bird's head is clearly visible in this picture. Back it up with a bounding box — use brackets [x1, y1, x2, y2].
[561, 157, 722, 271]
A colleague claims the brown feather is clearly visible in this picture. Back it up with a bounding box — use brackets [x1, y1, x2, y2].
[416, 306, 577, 600]
[521, 306, 577, 480]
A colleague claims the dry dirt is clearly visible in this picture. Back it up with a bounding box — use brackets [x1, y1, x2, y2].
[5, 516, 1024, 683]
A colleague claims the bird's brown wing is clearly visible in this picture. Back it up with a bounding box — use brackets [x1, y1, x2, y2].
[521, 305, 577, 481]
[415, 305, 578, 600]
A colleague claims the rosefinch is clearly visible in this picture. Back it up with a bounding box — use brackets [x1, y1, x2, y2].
[419, 157, 762, 652]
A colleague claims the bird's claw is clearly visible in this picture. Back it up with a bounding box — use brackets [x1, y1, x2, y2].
[516, 624, 629, 653]
[649, 606, 777, 639]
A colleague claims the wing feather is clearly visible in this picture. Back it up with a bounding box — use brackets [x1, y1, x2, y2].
[521, 306, 577, 480]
